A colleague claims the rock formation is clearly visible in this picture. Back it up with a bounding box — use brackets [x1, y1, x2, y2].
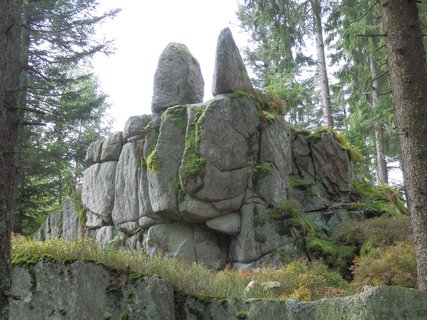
[36, 28, 399, 269]
[212, 27, 253, 95]
[151, 43, 204, 113]
[11, 261, 427, 320]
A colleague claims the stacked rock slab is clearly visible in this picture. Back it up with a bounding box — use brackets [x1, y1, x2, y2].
[40, 28, 353, 268]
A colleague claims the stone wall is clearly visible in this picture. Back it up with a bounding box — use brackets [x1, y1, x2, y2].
[11, 261, 427, 320]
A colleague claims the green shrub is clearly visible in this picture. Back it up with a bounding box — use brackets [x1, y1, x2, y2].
[352, 242, 416, 289]
[351, 181, 409, 216]
[332, 215, 412, 255]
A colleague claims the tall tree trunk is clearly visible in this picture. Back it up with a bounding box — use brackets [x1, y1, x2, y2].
[14, 0, 32, 234]
[0, 0, 23, 317]
[380, 0, 427, 290]
[311, 0, 333, 128]
[369, 55, 389, 184]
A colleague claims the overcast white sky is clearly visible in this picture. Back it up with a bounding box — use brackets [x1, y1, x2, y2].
[93, 0, 246, 132]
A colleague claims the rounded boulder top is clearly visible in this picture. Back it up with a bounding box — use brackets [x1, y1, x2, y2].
[151, 42, 204, 114]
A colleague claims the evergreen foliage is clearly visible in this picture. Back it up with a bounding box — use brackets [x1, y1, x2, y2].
[15, 0, 118, 234]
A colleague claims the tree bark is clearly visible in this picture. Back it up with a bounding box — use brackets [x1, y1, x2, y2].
[0, 0, 23, 317]
[380, 0, 427, 290]
[311, 0, 333, 128]
[369, 55, 389, 184]
[14, 0, 32, 234]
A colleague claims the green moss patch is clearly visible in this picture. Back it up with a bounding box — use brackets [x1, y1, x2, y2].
[161, 105, 188, 132]
[289, 176, 317, 191]
[308, 127, 364, 163]
[253, 161, 274, 176]
[181, 105, 207, 183]
[231, 89, 286, 122]
[146, 149, 161, 172]
[268, 203, 314, 236]
[351, 180, 408, 217]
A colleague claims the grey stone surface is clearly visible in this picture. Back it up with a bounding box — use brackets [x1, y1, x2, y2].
[61, 199, 84, 240]
[138, 115, 160, 219]
[179, 195, 223, 222]
[84, 139, 103, 166]
[123, 114, 152, 141]
[199, 95, 258, 171]
[255, 121, 292, 207]
[206, 212, 241, 235]
[143, 222, 226, 268]
[230, 203, 296, 263]
[196, 163, 249, 203]
[147, 106, 187, 219]
[49, 211, 61, 239]
[100, 132, 123, 162]
[82, 161, 117, 222]
[125, 232, 143, 250]
[10, 262, 175, 320]
[151, 42, 204, 113]
[288, 182, 330, 213]
[311, 132, 352, 196]
[183, 286, 427, 319]
[112, 141, 142, 233]
[138, 216, 169, 229]
[85, 211, 103, 229]
[94, 226, 116, 248]
[232, 241, 306, 271]
[212, 28, 253, 95]
[291, 132, 316, 181]
[11, 262, 427, 320]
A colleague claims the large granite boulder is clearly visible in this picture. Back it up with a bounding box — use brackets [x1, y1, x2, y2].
[147, 106, 187, 219]
[123, 114, 152, 141]
[143, 222, 227, 269]
[230, 203, 299, 263]
[212, 28, 253, 95]
[81, 161, 117, 222]
[255, 121, 292, 207]
[311, 132, 352, 197]
[151, 43, 204, 113]
[112, 140, 142, 233]
[100, 132, 123, 162]
[84, 139, 103, 166]
[61, 199, 84, 240]
[179, 94, 258, 214]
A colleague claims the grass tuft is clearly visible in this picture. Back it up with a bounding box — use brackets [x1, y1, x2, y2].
[12, 235, 350, 301]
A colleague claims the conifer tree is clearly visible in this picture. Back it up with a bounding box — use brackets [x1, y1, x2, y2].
[0, 0, 22, 316]
[14, 0, 118, 234]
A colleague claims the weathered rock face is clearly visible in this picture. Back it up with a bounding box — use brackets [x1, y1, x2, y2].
[37, 29, 360, 270]
[74, 91, 355, 269]
[151, 43, 204, 113]
[10, 261, 427, 320]
[212, 27, 253, 95]
[82, 161, 117, 222]
[182, 286, 427, 320]
[11, 262, 175, 320]
[34, 199, 84, 242]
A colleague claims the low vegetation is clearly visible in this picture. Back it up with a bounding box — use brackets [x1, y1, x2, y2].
[13, 204, 417, 301]
[12, 234, 350, 301]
